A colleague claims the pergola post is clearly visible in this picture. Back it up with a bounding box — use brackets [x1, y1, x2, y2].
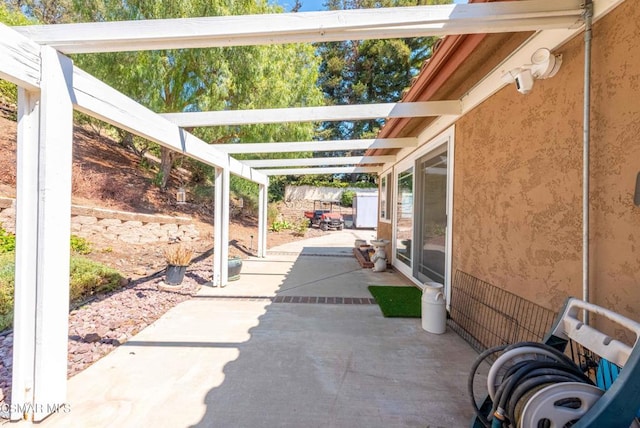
[11, 48, 74, 422]
[213, 167, 230, 286]
[258, 181, 268, 258]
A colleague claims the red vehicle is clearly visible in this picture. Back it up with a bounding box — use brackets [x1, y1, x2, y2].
[303, 200, 345, 231]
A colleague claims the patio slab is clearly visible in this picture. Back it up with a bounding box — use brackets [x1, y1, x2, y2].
[33, 231, 486, 428]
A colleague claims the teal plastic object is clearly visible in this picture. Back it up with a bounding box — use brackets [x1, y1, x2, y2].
[596, 359, 640, 418]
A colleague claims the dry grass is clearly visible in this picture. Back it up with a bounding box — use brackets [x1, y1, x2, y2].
[163, 244, 194, 266]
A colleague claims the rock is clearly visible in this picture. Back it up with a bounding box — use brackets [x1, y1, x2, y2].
[0, 252, 203, 402]
[83, 333, 102, 343]
[133, 268, 148, 276]
[108, 320, 121, 331]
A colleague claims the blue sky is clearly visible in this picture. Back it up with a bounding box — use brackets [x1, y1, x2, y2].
[273, 0, 467, 13]
[272, 0, 326, 12]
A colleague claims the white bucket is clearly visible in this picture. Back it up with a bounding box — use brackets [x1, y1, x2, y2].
[421, 282, 446, 334]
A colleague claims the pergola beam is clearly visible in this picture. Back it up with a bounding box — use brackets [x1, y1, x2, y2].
[214, 138, 417, 154]
[162, 101, 461, 126]
[71, 67, 267, 186]
[244, 155, 395, 168]
[14, 1, 584, 54]
[260, 166, 380, 176]
[0, 23, 41, 90]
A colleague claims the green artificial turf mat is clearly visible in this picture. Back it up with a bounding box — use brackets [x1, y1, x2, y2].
[368, 285, 421, 318]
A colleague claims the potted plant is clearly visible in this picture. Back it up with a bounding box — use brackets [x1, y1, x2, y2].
[163, 244, 194, 286]
[228, 255, 243, 281]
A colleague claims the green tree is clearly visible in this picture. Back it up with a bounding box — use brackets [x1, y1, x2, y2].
[4, 0, 73, 23]
[71, 0, 323, 188]
[317, 0, 448, 180]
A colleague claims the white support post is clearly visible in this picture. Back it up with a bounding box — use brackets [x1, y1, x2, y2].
[11, 88, 40, 421]
[258, 181, 268, 258]
[220, 168, 230, 286]
[213, 168, 223, 287]
[12, 47, 74, 422]
[213, 167, 230, 286]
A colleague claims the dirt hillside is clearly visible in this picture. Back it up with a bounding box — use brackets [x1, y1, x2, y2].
[0, 105, 319, 279]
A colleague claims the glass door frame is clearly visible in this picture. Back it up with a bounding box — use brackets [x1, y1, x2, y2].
[392, 162, 414, 279]
[391, 126, 455, 306]
[414, 144, 449, 285]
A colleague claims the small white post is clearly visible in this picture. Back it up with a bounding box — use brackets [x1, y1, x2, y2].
[258, 181, 268, 258]
[213, 167, 223, 286]
[12, 47, 74, 422]
[220, 167, 230, 285]
[213, 167, 230, 286]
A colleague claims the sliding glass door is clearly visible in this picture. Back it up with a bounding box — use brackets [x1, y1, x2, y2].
[391, 128, 453, 292]
[415, 147, 448, 284]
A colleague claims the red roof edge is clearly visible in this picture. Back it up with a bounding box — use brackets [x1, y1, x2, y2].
[378, 0, 491, 140]
[378, 33, 486, 139]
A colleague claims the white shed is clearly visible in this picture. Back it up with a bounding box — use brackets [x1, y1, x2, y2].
[353, 192, 378, 229]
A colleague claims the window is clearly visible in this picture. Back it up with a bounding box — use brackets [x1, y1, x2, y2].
[380, 173, 392, 221]
[395, 167, 414, 268]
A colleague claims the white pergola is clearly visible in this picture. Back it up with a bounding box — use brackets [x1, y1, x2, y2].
[0, 0, 623, 421]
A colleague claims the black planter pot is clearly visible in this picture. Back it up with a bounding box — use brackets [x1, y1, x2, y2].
[165, 264, 188, 285]
[228, 257, 243, 281]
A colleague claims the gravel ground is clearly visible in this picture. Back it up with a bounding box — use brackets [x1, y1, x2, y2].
[0, 255, 214, 414]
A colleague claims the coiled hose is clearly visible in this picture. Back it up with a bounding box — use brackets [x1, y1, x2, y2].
[469, 342, 594, 428]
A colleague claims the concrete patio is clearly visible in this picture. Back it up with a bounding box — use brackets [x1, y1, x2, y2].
[36, 230, 486, 427]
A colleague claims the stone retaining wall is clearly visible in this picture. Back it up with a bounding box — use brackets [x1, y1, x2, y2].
[0, 197, 198, 244]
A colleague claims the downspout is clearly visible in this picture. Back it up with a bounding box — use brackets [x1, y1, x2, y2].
[582, 0, 593, 324]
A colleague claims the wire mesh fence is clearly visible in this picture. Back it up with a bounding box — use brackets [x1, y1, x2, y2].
[448, 270, 558, 357]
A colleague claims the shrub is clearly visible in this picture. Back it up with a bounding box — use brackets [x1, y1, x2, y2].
[0, 224, 15, 253]
[0, 252, 15, 332]
[267, 203, 280, 228]
[270, 219, 292, 232]
[341, 190, 356, 207]
[152, 171, 164, 188]
[0, 254, 124, 331]
[70, 235, 92, 255]
[69, 257, 123, 302]
[292, 220, 308, 237]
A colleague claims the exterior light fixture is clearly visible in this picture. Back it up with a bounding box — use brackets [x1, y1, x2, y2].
[502, 47, 563, 95]
[176, 187, 186, 204]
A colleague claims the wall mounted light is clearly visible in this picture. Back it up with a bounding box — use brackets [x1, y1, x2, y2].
[502, 48, 563, 94]
[176, 187, 186, 204]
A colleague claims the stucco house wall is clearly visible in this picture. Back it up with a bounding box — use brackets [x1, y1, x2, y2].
[452, 1, 640, 322]
[375, 1, 640, 328]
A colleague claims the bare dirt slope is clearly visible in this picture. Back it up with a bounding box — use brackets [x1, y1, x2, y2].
[0, 106, 318, 279]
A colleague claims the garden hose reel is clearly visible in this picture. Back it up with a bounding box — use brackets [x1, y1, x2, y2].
[486, 343, 598, 428]
[469, 298, 640, 428]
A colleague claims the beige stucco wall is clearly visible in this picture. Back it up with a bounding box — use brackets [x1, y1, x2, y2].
[452, 1, 640, 324]
[377, 220, 393, 243]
